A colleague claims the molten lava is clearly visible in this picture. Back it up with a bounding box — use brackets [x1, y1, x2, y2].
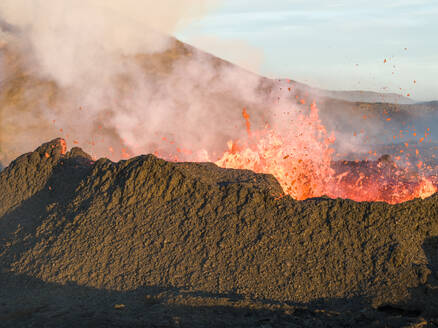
[129, 100, 436, 204]
[212, 102, 437, 204]
[216, 102, 336, 200]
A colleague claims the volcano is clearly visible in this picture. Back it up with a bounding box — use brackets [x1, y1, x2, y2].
[0, 138, 437, 327]
[1, 37, 437, 205]
[1, 37, 436, 166]
[1, 28, 438, 326]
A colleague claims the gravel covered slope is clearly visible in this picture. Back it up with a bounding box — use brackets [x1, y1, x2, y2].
[1, 139, 437, 327]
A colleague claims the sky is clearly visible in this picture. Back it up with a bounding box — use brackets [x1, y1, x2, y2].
[176, 0, 438, 101]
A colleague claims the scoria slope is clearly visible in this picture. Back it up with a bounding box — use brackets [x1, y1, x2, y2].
[0, 138, 437, 327]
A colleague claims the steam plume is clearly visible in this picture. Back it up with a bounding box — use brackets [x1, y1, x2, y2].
[0, 0, 276, 164]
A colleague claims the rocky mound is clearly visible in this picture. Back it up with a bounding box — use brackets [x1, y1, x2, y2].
[1, 139, 437, 327]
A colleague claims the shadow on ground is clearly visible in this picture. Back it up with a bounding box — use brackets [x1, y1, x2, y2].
[0, 255, 436, 328]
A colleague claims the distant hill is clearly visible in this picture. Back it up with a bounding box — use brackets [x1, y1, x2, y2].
[318, 89, 415, 104]
[277, 79, 416, 104]
[416, 100, 438, 109]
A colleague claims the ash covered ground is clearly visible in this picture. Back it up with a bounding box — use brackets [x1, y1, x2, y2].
[0, 138, 437, 327]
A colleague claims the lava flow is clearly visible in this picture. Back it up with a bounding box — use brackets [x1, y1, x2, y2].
[200, 103, 436, 204]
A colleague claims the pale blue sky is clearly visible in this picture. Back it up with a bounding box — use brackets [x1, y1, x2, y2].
[176, 0, 438, 101]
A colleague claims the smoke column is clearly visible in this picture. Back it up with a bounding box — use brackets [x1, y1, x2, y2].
[1, 0, 273, 164]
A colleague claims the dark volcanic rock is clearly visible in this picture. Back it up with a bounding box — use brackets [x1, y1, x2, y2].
[0, 138, 437, 327]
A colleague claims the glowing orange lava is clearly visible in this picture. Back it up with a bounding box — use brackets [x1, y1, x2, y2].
[215, 102, 337, 200]
[212, 103, 436, 204]
[149, 101, 436, 204]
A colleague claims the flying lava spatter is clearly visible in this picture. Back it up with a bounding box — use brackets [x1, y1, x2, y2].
[155, 101, 436, 204]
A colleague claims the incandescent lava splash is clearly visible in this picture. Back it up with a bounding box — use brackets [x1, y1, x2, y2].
[157, 102, 437, 204]
[215, 103, 336, 201]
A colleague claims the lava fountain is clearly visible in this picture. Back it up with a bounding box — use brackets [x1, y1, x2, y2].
[215, 103, 336, 201]
[158, 101, 437, 204]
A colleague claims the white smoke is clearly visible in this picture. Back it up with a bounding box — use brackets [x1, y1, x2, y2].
[0, 0, 219, 85]
[0, 0, 277, 164]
